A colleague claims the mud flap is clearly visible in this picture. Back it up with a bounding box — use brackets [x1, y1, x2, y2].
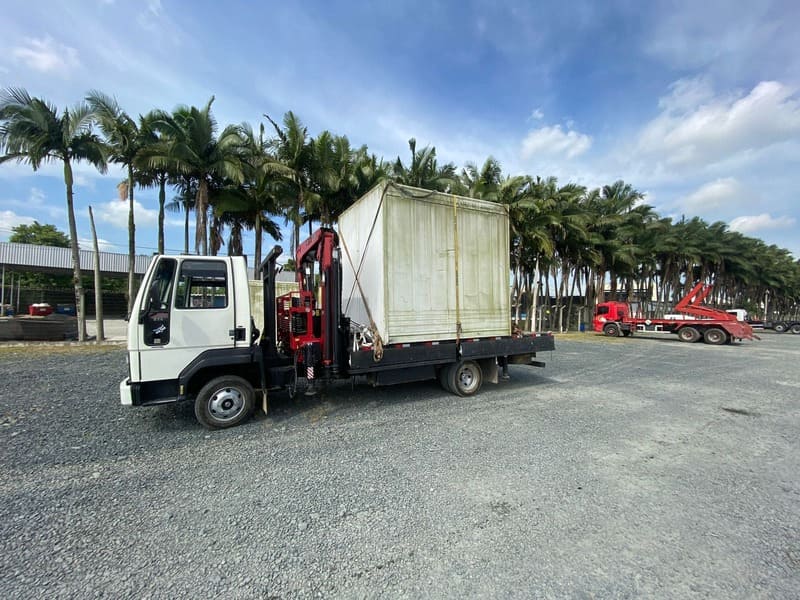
[479, 358, 499, 384]
[261, 389, 268, 415]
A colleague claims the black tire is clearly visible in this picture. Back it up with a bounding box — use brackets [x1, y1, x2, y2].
[438, 364, 454, 393]
[448, 360, 483, 397]
[677, 326, 701, 343]
[703, 327, 727, 345]
[790, 323, 800, 335]
[194, 376, 255, 429]
[603, 323, 620, 337]
[774, 322, 787, 333]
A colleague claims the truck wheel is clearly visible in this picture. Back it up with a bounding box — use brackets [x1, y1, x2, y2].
[774, 322, 787, 333]
[677, 327, 701, 343]
[603, 323, 620, 337]
[790, 323, 800, 334]
[703, 328, 727, 345]
[194, 376, 255, 429]
[438, 364, 455, 393]
[449, 360, 483, 397]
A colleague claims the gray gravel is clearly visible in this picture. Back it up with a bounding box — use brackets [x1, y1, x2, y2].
[1, 332, 799, 598]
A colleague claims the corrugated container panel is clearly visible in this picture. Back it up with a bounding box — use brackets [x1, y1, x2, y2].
[338, 182, 510, 344]
[248, 279, 298, 333]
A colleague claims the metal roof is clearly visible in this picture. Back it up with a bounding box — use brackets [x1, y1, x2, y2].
[0, 242, 152, 276]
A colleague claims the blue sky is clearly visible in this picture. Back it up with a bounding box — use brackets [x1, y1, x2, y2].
[1, 0, 799, 259]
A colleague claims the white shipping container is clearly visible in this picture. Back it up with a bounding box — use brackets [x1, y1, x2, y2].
[338, 182, 510, 344]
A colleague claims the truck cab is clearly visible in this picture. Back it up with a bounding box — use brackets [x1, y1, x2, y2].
[121, 255, 255, 409]
[593, 301, 629, 333]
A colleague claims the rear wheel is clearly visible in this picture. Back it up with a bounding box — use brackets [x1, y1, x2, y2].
[195, 376, 255, 429]
[603, 323, 620, 337]
[438, 364, 455, 393]
[790, 323, 800, 334]
[677, 326, 701, 343]
[703, 327, 727, 345]
[774, 322, 787, 333]
[448, 360, 483, 397]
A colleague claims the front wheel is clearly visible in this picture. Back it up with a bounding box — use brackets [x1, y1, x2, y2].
[603, 323, 620, 337]
[195, 376, 255, 429]
[448, 360, 483, 397]
[703, 327, 727, 345]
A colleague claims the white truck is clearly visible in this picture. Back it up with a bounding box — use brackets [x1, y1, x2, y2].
[120, 184, 556, 429]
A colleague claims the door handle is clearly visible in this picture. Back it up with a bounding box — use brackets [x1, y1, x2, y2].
[229, 327, 247, 341]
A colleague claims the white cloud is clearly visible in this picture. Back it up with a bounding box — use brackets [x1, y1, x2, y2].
[677, 177, 748, 212]
[0, 210, 36, 238]
[637, 79, 800, 169]
[78, 237, 118, 253]
[521, 125, 592, 160]
[729, 213, 796, 233]
[11, 36, 80, 76]
[529, 108, 544, 120]
[95, 199, 159, 229]
[1, 188, 65, 222]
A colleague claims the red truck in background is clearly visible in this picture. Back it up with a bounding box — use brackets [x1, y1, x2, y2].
[593, 282, 758, 345]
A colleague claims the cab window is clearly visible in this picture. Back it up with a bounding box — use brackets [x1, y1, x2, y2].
[174, 260, 228, 309]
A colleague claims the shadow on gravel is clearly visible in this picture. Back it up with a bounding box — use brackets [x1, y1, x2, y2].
[140, 369, 557, 434]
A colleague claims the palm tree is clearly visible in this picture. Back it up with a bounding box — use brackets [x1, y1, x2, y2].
[166, 178, 196, 254]
[265, 111, 316, 254]
[148, 97, 244, 255]
[136, 109, 178, 255]
[392, 138, 458, 192]
[311, 132, 387, 225]
[236, 122, 287, 275]
[86, 91, 149, 311]
[0, 88, 107, 341]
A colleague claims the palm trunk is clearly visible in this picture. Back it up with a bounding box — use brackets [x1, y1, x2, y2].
[196, 179, 209, 255]
[89, 205, 104, 341]
[127, 164, 136, 314]
[64, 158, 87, 341]
[254, 215, 263, 279]
[158, 174, 166, 254]
[184, 201, 190, 254]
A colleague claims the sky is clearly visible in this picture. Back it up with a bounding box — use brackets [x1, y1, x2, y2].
[1, 0, 799, 260]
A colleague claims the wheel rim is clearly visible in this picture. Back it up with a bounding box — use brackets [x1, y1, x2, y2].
[455, 364, 480, 394]
[208, 387, 245, 422]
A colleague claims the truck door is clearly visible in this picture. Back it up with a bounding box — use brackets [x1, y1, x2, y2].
[135, 257, 238, 383]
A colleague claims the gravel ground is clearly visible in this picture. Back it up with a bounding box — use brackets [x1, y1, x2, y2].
[1, 332, 799, 598]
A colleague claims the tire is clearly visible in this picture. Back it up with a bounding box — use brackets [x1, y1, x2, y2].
[438, 364, 455, 393]
[677, 326, 701, 343]
[603, 323, 620, 337]
[448, 360, 483, 397]
[703, 327, 727, 345]
[773, 322, 787, 333]
[194, 376, 255, 429]
[790, 323, 800, 335]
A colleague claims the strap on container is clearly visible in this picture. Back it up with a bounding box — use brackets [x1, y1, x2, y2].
[452, 194, 462, 345]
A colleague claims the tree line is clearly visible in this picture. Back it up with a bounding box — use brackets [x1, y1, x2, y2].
[1, 88, 798, 339]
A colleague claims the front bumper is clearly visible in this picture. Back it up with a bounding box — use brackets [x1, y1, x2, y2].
[120, 378, 133, 406]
